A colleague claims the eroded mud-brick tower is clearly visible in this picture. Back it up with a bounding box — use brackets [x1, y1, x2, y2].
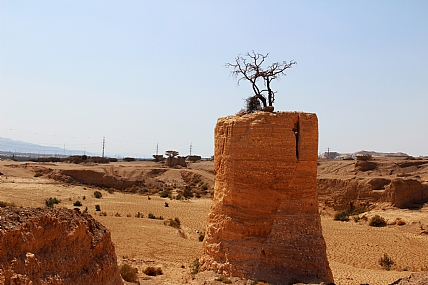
[200, 112, 334, 285]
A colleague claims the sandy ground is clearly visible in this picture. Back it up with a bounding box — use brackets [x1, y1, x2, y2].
[1, 160, 428, 284]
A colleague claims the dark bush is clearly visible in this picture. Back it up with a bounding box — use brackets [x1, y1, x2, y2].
[120, 264, 138, 282]
[0, 201, 17, 207]
[183, 186, 193, 198]
[37, 157, 61, 163]
[45, 197, 60, 208]
[164, 217, 181, 229]
[123, 157, 136, 162]
[160, 189, 170, 198]
[190, 258, 199, 275]
[244, 95, 262, 113]
[143, 266, 163, 276]
[334, 211, 350, 222]
[200, 184, 209, 191]
[73, 201, 82, 206]
[334, 204, 369, 222]
[95, 204, 101, 211]
[89, 156, 110, 164]
[148, 213, 156, 219]
[94, 191, 102, 199]
[369, 215, 387, 227]
[198, 232, 205, 242]
[379, 253, 394, 270]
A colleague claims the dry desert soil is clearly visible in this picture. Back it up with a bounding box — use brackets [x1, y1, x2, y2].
[1, 159, 428, 285]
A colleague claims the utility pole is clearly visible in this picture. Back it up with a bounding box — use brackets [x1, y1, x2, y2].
[156, 143, 159, 155]
[327, 147, 330, 159]
[102, 137, 105, 158]
[189, 143, 192, 156]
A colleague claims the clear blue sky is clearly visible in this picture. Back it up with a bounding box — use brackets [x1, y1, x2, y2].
[1, 1, 427, 158]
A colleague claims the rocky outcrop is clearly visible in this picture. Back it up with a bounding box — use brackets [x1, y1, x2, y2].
[355, 160, 377, 171]
[165, 157, 187, 168]
[318, 178, 428, 209]
[0, 207, 123, 285]
[390, 272, 428, 285]
[200, 112, 333, 285]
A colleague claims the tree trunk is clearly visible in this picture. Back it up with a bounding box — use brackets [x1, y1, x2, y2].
[255, 94, 267, 108]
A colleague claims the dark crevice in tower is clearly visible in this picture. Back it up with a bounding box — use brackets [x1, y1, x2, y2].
[292, 118, 300, 159]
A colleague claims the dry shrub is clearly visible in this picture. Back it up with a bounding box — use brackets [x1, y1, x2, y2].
[120, 264, 138, 282]
[0, 201, 16, 207]
[369, 215, 387, 227]
[379, 253, 395, 270]
[164, 217, 181, 229]
[143, 266, 163, 276]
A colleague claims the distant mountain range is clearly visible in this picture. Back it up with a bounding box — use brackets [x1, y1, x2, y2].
[0, 138, 96, 157]
[319, 150, 411, 160]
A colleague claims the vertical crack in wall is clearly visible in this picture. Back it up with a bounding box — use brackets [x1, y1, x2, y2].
[292, 116, 300, 159]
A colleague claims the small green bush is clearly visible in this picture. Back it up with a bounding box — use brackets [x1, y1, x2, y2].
[200, 184, 209, 191]
[148, 213, 155, 219]
[190, 258, 199, 275]
[369, 215, 387, 227]
[120, 264, 138, 282]
[95, 204, 101, 211]
[379, 253, 394, 270]
[94, 191, 102, 199]
[45, 197, 60, 208]
[143, 266, 163, 276]
[73, 201, 82, 206]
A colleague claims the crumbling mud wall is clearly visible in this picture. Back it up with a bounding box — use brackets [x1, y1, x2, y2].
[200, 112, 333, 285]
[0, 207, 123, 285]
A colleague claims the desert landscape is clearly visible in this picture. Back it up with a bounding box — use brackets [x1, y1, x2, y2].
[1, 155, 428, 284]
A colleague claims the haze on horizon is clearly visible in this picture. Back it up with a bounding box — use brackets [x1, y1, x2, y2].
[1, 1, 427, 158]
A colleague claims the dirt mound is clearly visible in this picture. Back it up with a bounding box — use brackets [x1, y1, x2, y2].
[0, 207, 123, 285]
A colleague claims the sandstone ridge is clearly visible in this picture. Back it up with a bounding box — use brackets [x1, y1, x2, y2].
[0, 207, 123, 285]
[201, 112, 334, 285]
[317, 159, 428, 209]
